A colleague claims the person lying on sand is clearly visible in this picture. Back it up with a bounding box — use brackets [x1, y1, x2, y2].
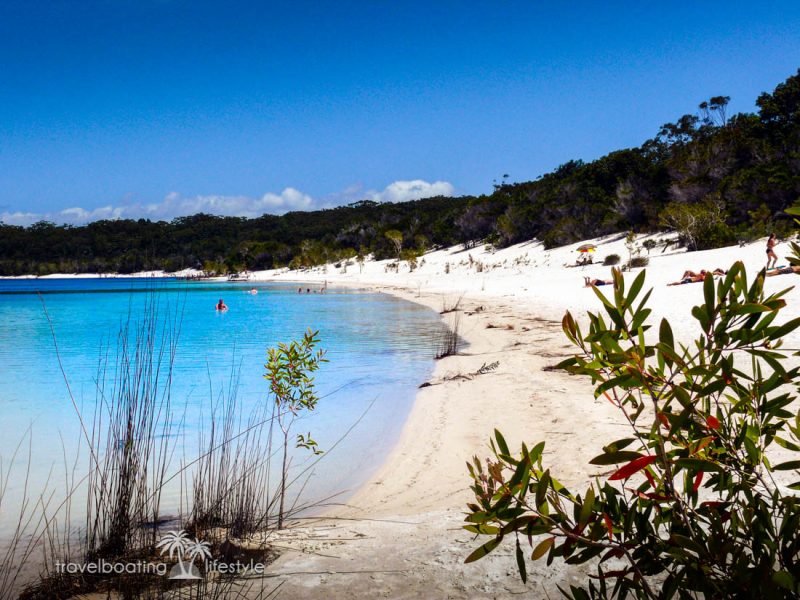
[679, 268, 727, 279]
[584, 276, 613, 287]
[668, 268, 727, 286]
[766, 265, 800, 277]
[668, 270, 708, 286]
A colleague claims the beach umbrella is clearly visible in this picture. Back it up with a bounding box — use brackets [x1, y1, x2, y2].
[577, 244, 597, 253]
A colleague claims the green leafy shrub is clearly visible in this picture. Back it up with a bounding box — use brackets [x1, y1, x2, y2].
[642, 239, 658, 254]
[464, 264, 800, 598]
[603, 254, 621, 266]
[265, 329, 327, 529]
[659, 199, 735, 251]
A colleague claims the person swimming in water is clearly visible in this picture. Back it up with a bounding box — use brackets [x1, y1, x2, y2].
[215, 298, 228, 311]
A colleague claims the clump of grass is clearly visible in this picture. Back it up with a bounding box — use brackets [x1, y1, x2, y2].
[440, 292, 465, 314]
[84, 296, 179, 559]
[435, 311, 462, 359]
[603, 253, 621, 265]
[629, 256, 649, 268]
[189, 361, 276, 540]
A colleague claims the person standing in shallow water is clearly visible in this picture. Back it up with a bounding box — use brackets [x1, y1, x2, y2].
[767, 234, 778, 270]
[215, 298, 228, 311]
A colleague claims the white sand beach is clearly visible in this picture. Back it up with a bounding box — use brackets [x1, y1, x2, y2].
[231, 234, 800, 599]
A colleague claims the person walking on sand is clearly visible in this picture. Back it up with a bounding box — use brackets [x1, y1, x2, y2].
[767, 234, 778, 269]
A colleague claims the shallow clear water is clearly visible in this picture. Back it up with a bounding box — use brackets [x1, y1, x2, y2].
[0, 278, 444, 533]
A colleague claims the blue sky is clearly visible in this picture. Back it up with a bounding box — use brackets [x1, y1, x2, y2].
[1, 1, 799, 225]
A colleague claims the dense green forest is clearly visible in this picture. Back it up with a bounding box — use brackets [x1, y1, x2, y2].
[2, 68, 799, 276]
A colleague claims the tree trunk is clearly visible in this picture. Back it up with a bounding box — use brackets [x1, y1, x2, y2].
[278, 429, 289, 529]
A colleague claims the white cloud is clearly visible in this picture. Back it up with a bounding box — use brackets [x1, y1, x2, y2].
[0, 180, 454, 226]
[368, 180, 456, 203]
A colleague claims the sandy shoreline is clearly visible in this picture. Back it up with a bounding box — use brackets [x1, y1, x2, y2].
[254, 282, 625, 599]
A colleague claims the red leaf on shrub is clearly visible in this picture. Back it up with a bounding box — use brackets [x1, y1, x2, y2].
[643, 469, 656, 489]
[693, 471, 704, 492]
[693, 436, 713, 454]
[657, 412, 670, 429]
[706, 416, 720, 430]
[632, 490, 672, 502]
[609, 455, 657, 481]
[602, 512, 613, 540]
[602, 391, 619, 407]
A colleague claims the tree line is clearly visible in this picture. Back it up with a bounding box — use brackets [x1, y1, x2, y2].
[2, 68, 799, 276]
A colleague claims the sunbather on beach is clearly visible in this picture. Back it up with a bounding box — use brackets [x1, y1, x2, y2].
[668, 270, 708, 286]
[584, 276, 613, 287]
[765, 265, 800, 277]
[668, 268, 728, 286]
[678, 268, 726, 279]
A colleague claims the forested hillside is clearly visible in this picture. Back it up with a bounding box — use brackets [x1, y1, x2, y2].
[2, 68, 798, 276]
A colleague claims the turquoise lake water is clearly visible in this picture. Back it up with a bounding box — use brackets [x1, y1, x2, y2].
[0, 278, 445, 533]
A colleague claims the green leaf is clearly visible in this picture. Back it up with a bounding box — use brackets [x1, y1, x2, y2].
[774, 460, 800, 471]
[494, 428, 510, 456]
[736, 303, 772, 314]
[536, 470, 551, 508]
[531, 537, 554, 560]
[579, 487, 595, 527]
[703, 274, 715, 317]
[463, 524, 500, 535]
[569, 585, 591, 600]
[464, 537, 502, 563]
[529, 441, 546, 465]
[775, 437, 800, 452]
[671, 534, 705, 556]
[769, 316, 800, 340]
[626, 270, 646, 308]
[772, 570, 795, 591]
[589, 451, 643, 466]
[508, 454, 531, 489]
[675, 458, 723, 472]
[515, 538, 527, 583]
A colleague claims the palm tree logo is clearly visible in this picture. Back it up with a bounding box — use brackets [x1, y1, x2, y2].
[156, 530, 211, 580]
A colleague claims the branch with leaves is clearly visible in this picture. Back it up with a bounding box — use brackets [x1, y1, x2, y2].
[264, 329, 327, 529]
[464, 263, 800, 599]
